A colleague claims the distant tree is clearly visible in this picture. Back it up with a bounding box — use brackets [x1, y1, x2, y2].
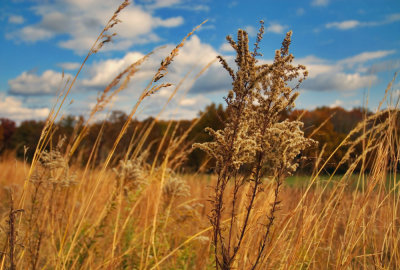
[1, 105, 384, 174]
[186, 103, 227, 171]
[11, 120, 45, 160]
[0, 118, 16, 154]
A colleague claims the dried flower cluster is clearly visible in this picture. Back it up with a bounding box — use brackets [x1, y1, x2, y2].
[163, 174, 191, 200]
[31, 137, 76, 187]
[195, 26, 311, 177]
[92, 0, 130, 54]
[194, 21, 315, 269]
[113, 152, 148, 191]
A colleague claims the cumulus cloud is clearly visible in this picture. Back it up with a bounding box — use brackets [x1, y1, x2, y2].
[325, 13, 400, 30]
[9, 45, 395, 98]
[7, 35, 220, 98]
[7, 26, 54, 42]
[311, 0, 329, 7]
[58, 62, 81, 70]
[296, 51, 397, 92]
[0, 94, 49, 123]
[180, 96, 203, 106]
[145, 0, 182, 9]
[326, 20, 360, 30]
[296, 8, 305, 16]
[244, 26, 257, 37]
[338, 50, 396, 68]
[157, 94, 211, 119]
[244, 22, 286, 36]
[8, 70, 71, 95]
[6, 32, 396, 123]
[7, 0, 184, 54]
[302, 72, 377, 92]
[81, 34, 219, 91]
[266, 23, 286, 34]
[160, 107, 203, 120]
[219, 43, 234, 53]
[190, 63, 231, 94]
[8, 15, 24, 24]
[393, 87, 400, 100]
[367, 59, 400, 73]
[4, 34, 223, 123]
[81, 52, 146, 89]
[144, 0, 209, 11]
[330, 99, 343, 108]
[329, 99, 361, 109]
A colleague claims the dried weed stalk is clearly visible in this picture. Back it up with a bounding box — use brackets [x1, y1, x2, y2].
[6, 190, 24, 270]
[194, 21, 315, 269]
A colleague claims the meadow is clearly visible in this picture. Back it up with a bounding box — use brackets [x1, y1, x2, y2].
[1, 1, 399, 269]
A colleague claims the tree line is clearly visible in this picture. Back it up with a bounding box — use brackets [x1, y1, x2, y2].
[0, 104, 398, 174]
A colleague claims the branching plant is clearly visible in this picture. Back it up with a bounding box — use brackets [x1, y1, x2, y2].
[194, 21, 315, 269]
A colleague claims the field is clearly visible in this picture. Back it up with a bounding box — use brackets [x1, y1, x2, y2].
[1, 1, 400, 270]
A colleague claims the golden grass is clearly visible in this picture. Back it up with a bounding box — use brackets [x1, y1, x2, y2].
[1, 132, 399, 269]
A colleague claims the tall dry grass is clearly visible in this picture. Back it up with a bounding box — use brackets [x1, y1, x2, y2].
[1, 1, 399, 269]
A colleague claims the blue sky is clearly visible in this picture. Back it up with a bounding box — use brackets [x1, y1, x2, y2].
[0, 0, 399, 123]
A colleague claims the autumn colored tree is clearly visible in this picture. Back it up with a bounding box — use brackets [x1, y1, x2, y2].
[0, 118, 16, 154]
[2, 106, 384, 174]
[186, 103, 227, 171]
[10, 120, 45, 159]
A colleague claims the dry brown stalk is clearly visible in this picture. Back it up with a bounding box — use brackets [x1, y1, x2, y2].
[194, 21, 314, 269]
[6, 190, 24, 270]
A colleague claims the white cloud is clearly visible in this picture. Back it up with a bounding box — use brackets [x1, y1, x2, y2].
[326, 20, 360, 30]
[180, 97, 198, 106]
[7, 26, 53, 42]
[81, 52, 146, 89]
[158, 94, 211, 120]
[154, 17, 183, 27]
[325, 13, 400, 30]
[297, 52, 393, 92]
[8, 35, 220, 98]
[330, 99, 343, 108]
[145, 0, 182, 9]
[58, 62, 81, 70]
[81, 35, 221, 119]
[393, 89, 400, 100]
[266, 23, 286, 34]
[386, 13, 400, 23]
[245, 23, 286, 36]
[160, 107, 201, 120]
[173, 35, 217, 67]
[180, 95, 210, 107]
[190, 64, 231, 94]
[8, 70, 71, 95]
[8, 15, 24, 24]
[339, 50, 396, 68]
[329, 99, 362, 109]
[82, 34, 218, 90]
[0, 94, 49, 123]
[311, 0, 329, 7]
[244, 26, 257, 37]
[365, 58, 400, 74]
[9, 42, 395, 98]
[303, 72, 377, 91]
[138, 46, 395, 96]
[5, 34, 221, 122]
[144, 0, 209, 11]
[6, 30, 397, 122]
[219, 43, 234, 53]
[296, 8, 305, 16]
[7, 0, 184, 54]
